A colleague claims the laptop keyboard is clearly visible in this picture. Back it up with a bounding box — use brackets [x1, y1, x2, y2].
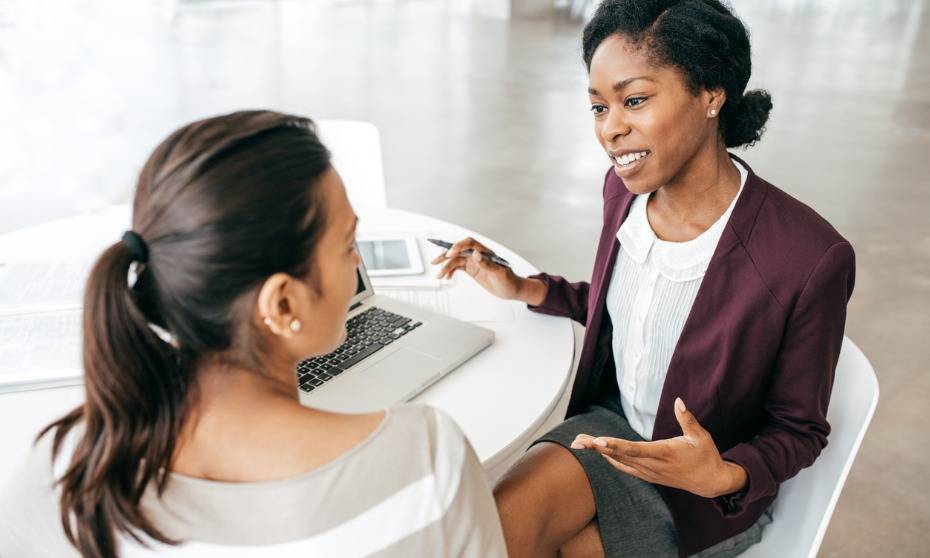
[297, 307, 423, 393]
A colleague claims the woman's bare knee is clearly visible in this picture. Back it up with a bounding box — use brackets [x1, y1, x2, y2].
[493, 442, 597, 558]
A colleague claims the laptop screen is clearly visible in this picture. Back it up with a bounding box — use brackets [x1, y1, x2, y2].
[350, 245, 375, 306]
[355, 268, 366, 295]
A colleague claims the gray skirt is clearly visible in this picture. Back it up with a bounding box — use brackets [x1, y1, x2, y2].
[532, 398, 772, 558]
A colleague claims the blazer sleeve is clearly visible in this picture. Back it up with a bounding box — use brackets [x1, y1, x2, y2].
[715, 241, 856, 517]
[525, 273, 590, 325]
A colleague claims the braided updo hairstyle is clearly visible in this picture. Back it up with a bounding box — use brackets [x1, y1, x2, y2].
[583, 0, 773, 148]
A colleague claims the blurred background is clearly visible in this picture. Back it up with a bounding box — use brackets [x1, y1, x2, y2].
[1, 0, 928, 555]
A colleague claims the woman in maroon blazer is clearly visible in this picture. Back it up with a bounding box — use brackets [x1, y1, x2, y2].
[434, 1, 855, 557]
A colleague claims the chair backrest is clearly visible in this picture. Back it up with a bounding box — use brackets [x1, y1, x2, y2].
[315, 119, 388, 208]
[741, 336, 879, 558]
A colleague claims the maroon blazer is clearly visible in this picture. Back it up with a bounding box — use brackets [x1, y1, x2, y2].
[528, 155, 855, 557]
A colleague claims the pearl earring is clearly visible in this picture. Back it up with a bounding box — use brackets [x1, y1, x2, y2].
[289, 319, 302, 333]
[263, 317, 273, 327]
[710, 109, 717, 116]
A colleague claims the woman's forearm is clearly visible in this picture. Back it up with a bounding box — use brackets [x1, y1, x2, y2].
[516, 277, 548, 307]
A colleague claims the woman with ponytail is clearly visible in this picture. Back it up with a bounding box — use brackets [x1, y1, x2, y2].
[435, 1, 855, 557]
[0, 111, 506, 557]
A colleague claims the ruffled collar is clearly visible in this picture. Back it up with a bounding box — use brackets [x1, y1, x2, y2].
[617, 159, 748, 282]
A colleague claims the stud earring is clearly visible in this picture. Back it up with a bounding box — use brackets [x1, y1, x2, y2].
[289, 319, 302, 333]
[710, 109, 717, 116]
[263, 317, 273, 327]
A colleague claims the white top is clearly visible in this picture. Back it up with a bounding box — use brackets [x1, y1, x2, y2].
[0, 404, 507, 558]
[605, 161, 749, 440]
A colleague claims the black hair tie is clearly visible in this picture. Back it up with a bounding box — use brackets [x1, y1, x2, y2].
[121, 230, 149, 263]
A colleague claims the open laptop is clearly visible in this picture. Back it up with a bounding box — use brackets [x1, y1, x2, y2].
[296, 248, 495, 413]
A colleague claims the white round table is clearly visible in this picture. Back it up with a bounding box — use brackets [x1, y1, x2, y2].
[0, 205, 576, 482]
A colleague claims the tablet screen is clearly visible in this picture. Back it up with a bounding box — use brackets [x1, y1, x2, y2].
[357, 239, 412, 272]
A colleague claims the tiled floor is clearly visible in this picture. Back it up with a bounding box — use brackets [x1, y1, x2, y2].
[1, 0, 928, 555]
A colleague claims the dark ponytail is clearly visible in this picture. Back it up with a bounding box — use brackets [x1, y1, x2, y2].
[39, 110, 333, 557]
[44, 242, 192, 556]
[582, 0, 773, 148]
[719, 89, 773, 148]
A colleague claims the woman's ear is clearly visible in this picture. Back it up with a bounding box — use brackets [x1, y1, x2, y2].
[706, 88, 727, 118]
[256, 273, 299, 338]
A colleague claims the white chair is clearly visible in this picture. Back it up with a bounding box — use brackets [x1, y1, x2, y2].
[316, 120, 388, 208]
[741, 336, 879, 558]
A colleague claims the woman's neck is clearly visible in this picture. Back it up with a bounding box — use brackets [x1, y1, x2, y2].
[172, 364, 309, 478]
[171, 362, 384, 483]
[647, 140, 742, 242]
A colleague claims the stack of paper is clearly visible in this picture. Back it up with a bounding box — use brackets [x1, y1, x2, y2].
[0, 260, 90, 393]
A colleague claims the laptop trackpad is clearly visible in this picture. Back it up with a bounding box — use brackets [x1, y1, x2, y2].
[362, 348, 441, 387]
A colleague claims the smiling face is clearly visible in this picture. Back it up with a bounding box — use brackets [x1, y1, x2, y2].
[587, 34, 722, 195]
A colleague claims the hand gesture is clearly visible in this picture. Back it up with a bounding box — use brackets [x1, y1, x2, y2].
[571, 398, 748, 498]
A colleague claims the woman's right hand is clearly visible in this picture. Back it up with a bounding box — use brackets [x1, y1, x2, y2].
[431, 237, 531, 302]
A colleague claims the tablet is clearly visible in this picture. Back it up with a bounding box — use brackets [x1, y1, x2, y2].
[356, 237, 424, 276]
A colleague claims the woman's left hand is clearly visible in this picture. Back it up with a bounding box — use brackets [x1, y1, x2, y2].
[571, 398, 748, 499]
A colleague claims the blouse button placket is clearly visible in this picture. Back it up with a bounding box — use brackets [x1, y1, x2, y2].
[627, 266, 660, 404]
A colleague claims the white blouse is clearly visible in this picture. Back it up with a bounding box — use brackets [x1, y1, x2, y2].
[605, 160, 748, 440]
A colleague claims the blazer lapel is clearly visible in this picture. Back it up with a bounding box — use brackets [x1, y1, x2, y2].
[589, 191, 635, 326]
[568, 181, 635, 416]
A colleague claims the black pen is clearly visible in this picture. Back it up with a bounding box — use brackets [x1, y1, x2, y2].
[427, 238, 511, 268]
